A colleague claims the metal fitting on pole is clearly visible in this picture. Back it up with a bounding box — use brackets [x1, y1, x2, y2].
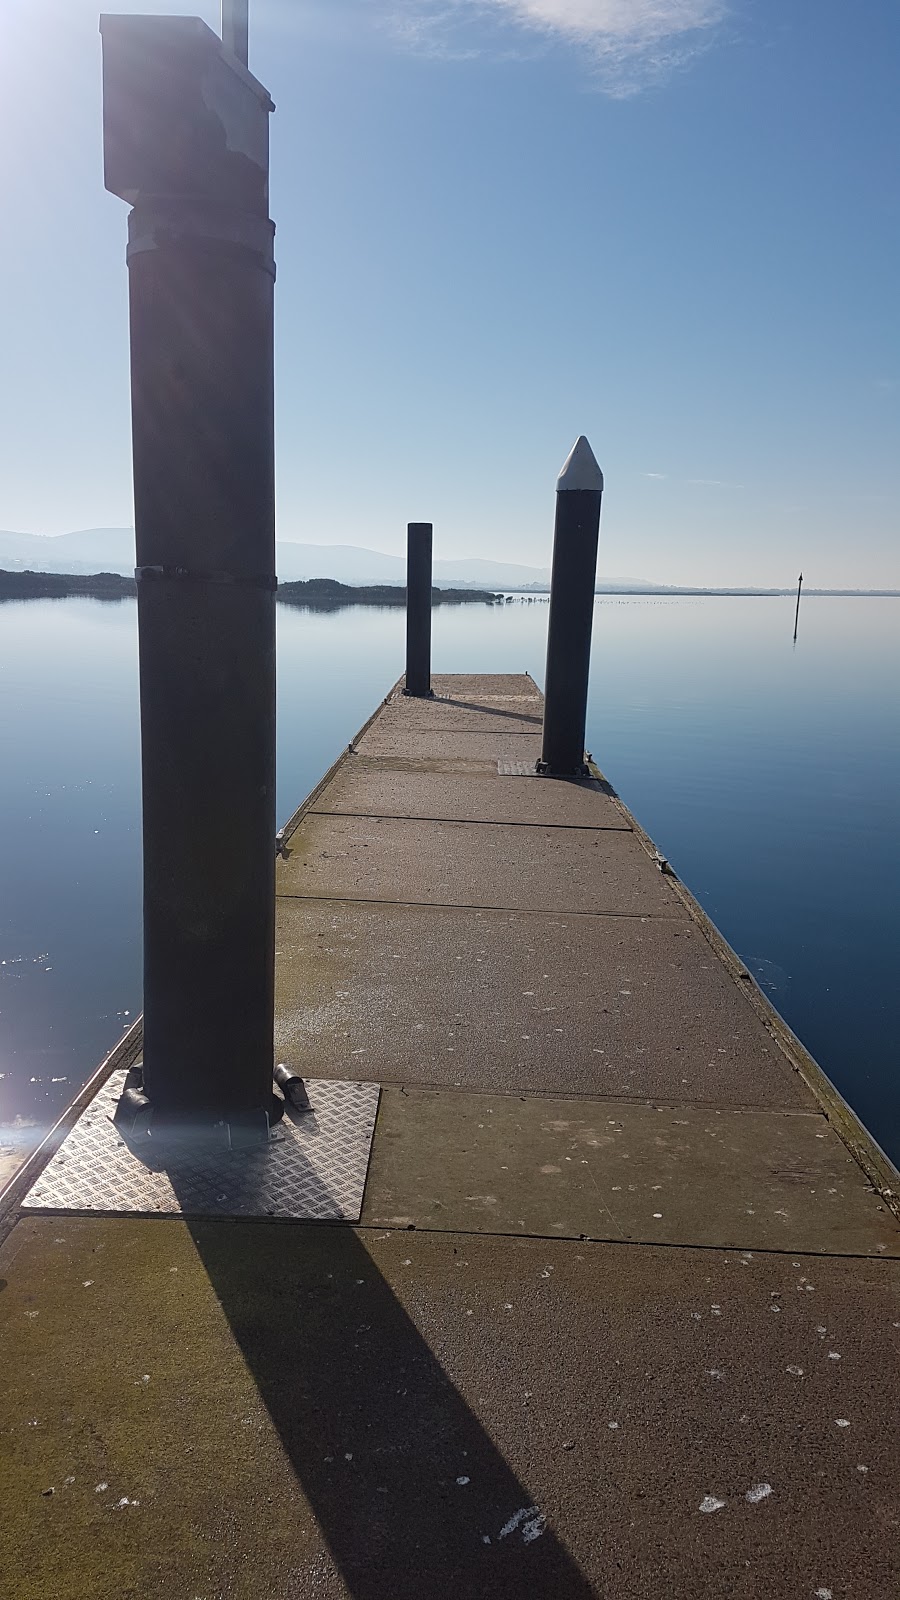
[274, 1063, 312, 1113]
[539, 437, 604, 776]
[404, 523, 434, 697]
[222, 0, 250, 67]
[101, 15, 277, 1143]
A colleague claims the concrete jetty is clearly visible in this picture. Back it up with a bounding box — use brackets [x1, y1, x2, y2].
[2, 674, 899, 1599]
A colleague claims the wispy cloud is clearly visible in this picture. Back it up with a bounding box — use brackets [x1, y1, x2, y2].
[384, 1, 727, 93]
[644, 472, 746, 488]
[687, 477, 745, 489]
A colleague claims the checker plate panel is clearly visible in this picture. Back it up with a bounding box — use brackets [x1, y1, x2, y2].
[22, 1071, 380, 1222]
[497, 759, 540, 776]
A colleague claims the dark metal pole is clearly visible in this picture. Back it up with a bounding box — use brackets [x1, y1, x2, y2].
[222, 0, 249, 66]
[101, 17, 276, 1142]
[539, 437, 604, 776]
[405, 523, 433, 697]
[793, 572, 803, 642]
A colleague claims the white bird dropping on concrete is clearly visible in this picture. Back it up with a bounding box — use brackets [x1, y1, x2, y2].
[557, 435, 604, 493]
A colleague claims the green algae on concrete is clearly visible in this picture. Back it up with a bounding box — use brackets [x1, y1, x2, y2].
[274, 899, 811, 1107]
[2, 1216, 900, 1600]
[278, 811, 679, 915]
[362, 1087, 900, 1256]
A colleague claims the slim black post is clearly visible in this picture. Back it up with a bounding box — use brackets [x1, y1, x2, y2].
[405, 523, 433, 697]
[539, 437, 604, 776]
[221, 0, 249, 66]
[793, 572, 803, 642]
[101, 16, 276, 1141]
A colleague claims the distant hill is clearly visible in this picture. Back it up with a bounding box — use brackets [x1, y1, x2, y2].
[0, 570, 500, 610]
[278, 578, 499, 610]
[0, 528, 138, 577]
[0, 529, 551, 590]
[0, 569, 135, 601]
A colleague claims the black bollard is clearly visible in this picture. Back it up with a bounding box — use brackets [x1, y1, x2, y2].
[101, 16, 277, 1142]
[539, 437, 604, 776]
[405, 523, 434, 697]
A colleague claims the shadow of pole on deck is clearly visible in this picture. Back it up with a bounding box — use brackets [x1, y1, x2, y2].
[439, 698, 544, 726]
[184, 1219, 596, 1599]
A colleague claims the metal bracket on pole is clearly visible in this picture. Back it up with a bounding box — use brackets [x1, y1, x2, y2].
[222, 0, 250, 66]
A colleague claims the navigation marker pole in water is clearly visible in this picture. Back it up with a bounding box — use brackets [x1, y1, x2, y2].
[101, 14, 277, 1146]
[539, 437, 604, 776]
[794, 572, 803, 642]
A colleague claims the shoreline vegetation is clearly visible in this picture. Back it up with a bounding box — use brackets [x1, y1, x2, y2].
[1, 569, 898, 604]
[278, 578, 500, 609]
[0, 571, 501, 608]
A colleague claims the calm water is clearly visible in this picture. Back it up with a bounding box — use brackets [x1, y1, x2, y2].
[1, 594, 898, 1168]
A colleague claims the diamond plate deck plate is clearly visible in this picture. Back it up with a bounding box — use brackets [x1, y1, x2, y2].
[497, 759, 539, 775]
[22, 1072, 380, 1222]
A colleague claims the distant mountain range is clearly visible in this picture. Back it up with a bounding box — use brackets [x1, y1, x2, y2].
[0, 528, 553, 590]
[1, 528, 896, 597]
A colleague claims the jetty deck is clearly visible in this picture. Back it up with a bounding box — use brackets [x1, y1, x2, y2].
[2, 674, 899, 1599]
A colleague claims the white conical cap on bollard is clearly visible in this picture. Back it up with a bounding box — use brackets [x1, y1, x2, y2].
[557, 435, 604, 493]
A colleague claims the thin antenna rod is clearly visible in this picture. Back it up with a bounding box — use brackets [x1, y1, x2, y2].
[793, 572, 803, 642]
[222, 0, 249, 67]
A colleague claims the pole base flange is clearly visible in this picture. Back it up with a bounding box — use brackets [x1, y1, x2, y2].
[535, 760, 590, 778]
[112, 1066, 277, 1151]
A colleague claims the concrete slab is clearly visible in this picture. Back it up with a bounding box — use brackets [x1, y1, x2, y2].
[2, 1216, 899, 1600]
[363, 1088, 899, 1256]
[277, 813, 677, 915]
[274, 900, 809, 1108]
[356, 727, 544, 763]
[424, 673, 541, 698]
[374, 702, 543, 734]
[312, 762, 630, 829]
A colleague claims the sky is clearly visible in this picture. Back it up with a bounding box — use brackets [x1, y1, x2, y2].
[0, 0, 898, 586]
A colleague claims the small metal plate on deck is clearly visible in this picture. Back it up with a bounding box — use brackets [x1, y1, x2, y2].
[22, 1071, 380, 1221]
[497, 759, 539, 776]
